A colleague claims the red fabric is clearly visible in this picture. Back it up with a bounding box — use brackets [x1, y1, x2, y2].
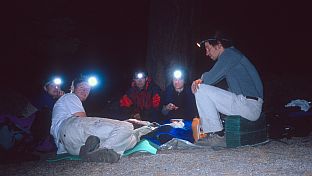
[120, 95, 133, 107]
[133, 91, 152, 110]
[120, 82, 160, 110]
[152, 93, 160, 108]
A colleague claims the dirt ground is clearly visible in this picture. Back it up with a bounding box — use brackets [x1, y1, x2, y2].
[1, 134, 312, 176]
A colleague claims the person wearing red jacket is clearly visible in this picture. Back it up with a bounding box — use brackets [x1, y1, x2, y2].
[120, 70, 162, 123]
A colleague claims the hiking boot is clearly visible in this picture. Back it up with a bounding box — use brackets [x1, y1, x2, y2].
[195, 133, 226, 147]
[81, 148, 120, 163]
[79, 135, 120, 163]
[79, 135, 100, 156]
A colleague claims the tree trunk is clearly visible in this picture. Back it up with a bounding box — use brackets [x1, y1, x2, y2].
[146, 0, 202, 90]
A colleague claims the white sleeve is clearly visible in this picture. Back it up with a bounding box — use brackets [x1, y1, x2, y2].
[64, 94, 85, 115]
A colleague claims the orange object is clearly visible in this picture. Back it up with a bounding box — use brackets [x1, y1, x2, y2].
[192, 117, 207, 142]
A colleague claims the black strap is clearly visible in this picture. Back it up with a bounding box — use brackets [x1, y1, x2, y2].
[246, 96, 258, 100]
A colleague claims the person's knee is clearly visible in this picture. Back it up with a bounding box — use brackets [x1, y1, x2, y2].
[195, 86, 209, 100]
[115, 124, 135, 135]
[195, 88, 204, 98]
[119, 121, 135, 130]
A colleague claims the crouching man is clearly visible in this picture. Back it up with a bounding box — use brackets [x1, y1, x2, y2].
[192, 31, 263, 147]
[50, 76, 139, 163]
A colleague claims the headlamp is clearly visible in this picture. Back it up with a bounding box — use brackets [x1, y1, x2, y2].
[88, 76, 98, 87]
[196, 40, 207, 48]
[135, 72, 146, 79]
[53, 77, 62, 85]
[173, 70, 182, 79]
[197, 38, 231, 47]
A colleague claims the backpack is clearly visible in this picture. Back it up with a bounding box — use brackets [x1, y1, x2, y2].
[0, 115, 33, 152]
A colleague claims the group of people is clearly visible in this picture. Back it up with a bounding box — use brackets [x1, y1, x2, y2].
[119, 68, 199, 145]
[4, 31, 263, 163]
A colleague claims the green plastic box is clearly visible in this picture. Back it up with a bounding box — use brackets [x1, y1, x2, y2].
[225, 114, 267, 148]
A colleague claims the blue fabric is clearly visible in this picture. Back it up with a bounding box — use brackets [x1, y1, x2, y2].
[32, 91, 56, 110]
[0, 115, 34, 151]
[0, 114, 35, 131]
[142, 120, 194, 145]
[288, 111, 312, 118]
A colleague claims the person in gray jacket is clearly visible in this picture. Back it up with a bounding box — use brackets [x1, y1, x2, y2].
[192, 31, 263, 147]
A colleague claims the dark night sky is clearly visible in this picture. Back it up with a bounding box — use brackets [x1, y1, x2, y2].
[5, 1, 312, 112]
[9, 1, 150, 101]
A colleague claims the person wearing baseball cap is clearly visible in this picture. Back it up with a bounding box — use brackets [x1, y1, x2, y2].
[193, 30, 263, 147]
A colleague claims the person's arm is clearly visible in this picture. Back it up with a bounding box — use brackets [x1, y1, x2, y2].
[162, 103, 179, 115]
[152, 93, 161, 108]
[161, 105, 169, 115]
[56, 90, 65, 99]
[120, 87, 135, 108]
[201, 48, 240, 85]
[73, 111, 87, 117]
[120, 94, 133, 107]
[151, 84, 161, 109]
[65, 94, 86, 117]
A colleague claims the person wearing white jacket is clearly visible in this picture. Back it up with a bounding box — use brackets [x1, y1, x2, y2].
[51, 76, 140, 163]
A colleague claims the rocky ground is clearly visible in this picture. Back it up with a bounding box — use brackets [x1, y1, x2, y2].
[1, 134, 312, 176]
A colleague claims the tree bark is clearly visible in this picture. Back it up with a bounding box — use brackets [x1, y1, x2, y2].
[146, 0, 202, 90]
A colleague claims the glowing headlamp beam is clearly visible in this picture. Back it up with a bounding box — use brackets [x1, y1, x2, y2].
[137, 73, 144, 79]
[88, 76, 98, 87]
[53, 77, 62, 85]
[173, 70, 182, 79]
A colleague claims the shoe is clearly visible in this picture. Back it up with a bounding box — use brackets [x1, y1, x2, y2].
[81, 148, 120, 163]
[192, 118, 207, 142]
[79, 135, 120, 163]
[195, 133, 226, 147]
[79, 135, 100, 155]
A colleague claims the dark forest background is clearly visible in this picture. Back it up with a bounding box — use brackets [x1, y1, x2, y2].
[4, 0, 312, 114]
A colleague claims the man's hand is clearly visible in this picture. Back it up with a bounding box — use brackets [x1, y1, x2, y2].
[57, 90, 65, 98]
[191, 79, 202, 94]
[132, 113, 141, 120]
[165, 103, 179, 111]
[73, 112, 87, 117]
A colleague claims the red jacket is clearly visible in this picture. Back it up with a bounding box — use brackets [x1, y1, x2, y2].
[120, 77, 161, 122]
